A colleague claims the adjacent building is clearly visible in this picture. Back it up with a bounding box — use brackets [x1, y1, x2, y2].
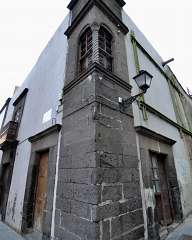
[0, 1, 191, 239]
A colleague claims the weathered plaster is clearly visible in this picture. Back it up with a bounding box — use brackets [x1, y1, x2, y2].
[122, 7, 192, 224]
[4, 16, 69, 231]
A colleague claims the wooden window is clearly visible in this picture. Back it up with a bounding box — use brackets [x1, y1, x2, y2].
[80, 27, 93, 73]
[99, 27, 113, 72]
[0, 98, 11, 130]
[151, 154, 161, 193]
[12, 88, 28, 126]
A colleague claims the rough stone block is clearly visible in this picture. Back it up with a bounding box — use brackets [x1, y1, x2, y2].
[58, 169, 71, 183]
[120, 155, 139, 168]
[94, 168, 139, 184]
[99, 152, 122, 168]
[92, 202, 120, 222]
[111, 209, 144, 238]
[56, 197, 71, 213]
[95, 168, 120, 183]
[102, 220, 110, 240]
[71, 152, 97, 169]
[60, 212, 100, 240]
[113, 225, 144, 240]
[119, 198, 142, 214]
[54, 226, 80, 240]
[60, 139, 96, 157]
[71, 200, 92, 220]
[57, 182, 74, 199]
[123, 182, 141, 199]
[102, 185, 122, 202]
[74, 184, 101, 204]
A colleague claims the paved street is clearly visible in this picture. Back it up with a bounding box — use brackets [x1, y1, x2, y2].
[166, 215, 192, 240]
[0, 222, 23, 240]
[0, 215, 192, 240]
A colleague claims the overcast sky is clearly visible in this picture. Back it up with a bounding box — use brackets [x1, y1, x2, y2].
[0, 0, 191, 106]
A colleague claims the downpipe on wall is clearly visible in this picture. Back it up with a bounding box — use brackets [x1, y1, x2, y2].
[136, 133, 148, 240]
[51, 131, 62, 239]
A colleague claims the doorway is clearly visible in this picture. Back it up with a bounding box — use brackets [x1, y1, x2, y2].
[151, 153, 173, 226]
[0, 163, 12, 220]
[33, 151, 49, 233]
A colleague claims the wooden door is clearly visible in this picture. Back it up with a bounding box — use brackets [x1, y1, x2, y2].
[151, 154, 173, 226]
[157, 157, 173, 225]
[0, 164, 11, 220]
[34, 152, 49, 232]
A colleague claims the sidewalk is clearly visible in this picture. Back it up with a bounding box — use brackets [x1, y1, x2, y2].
[166, 215, 192, 240]
[0, 217, 192, 240]
[0, 222, 24, 240]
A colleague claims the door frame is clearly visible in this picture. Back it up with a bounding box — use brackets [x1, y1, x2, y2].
[21, 124, 61, 238]
[150, 151, 174, 226]
[135, 126, 183, 239]
[33, 150, 49, 233]
[0, 144, 17, 221]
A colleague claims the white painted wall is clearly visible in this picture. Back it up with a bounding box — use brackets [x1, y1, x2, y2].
[123, 11, 192, 217]
[4, 15, 69, 231]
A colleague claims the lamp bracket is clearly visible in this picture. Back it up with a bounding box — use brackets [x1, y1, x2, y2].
[119, 91, 145, 109]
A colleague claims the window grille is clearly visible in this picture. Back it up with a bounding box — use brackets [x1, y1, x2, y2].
[80, 27, 93, 73]
[151, 154, 161, 193]
[99, 27, 113, 72]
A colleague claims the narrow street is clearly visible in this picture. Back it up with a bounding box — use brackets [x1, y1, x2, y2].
[0, 215, 192, 240]
[0, 222, 23, 240]
[166, 215, 192, 240]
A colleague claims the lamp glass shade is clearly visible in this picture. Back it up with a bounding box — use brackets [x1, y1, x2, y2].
[133, 70, 153, 92]
[145, 74, 152, 87]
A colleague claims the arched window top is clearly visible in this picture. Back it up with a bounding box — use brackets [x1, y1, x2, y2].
[99, 26, 113, 72]
[79, 27, 93, 73]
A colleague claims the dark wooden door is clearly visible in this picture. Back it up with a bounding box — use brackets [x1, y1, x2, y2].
[157, 157, 173, 225]
[0, 163, 12, 221]
[151, 154, 173, 226]
[34, 152, 49, 232]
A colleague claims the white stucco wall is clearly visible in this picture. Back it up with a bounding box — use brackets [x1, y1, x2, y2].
[123, 11, 192, 217]
[4, 15, 69, 231]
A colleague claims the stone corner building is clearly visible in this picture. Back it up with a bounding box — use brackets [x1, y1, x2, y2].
[56, 0, 144, 239]
[0, 0, 192, 240]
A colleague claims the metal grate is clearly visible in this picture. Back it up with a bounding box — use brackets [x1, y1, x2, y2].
[99, 27, 113, 72]
[80, 27, 93, 73]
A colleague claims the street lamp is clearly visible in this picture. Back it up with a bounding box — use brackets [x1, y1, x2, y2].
[118, 70, 153, 108]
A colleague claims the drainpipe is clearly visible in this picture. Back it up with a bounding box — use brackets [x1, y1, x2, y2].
[51, 131, 61, 239]
[136, 133, 148, 240]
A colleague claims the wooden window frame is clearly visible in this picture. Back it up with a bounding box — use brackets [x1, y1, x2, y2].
[0, 98, 11, 130]
[12, 88, 28, 127]
[79, 27, 93, 73]
[99, 27, 113, 72]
